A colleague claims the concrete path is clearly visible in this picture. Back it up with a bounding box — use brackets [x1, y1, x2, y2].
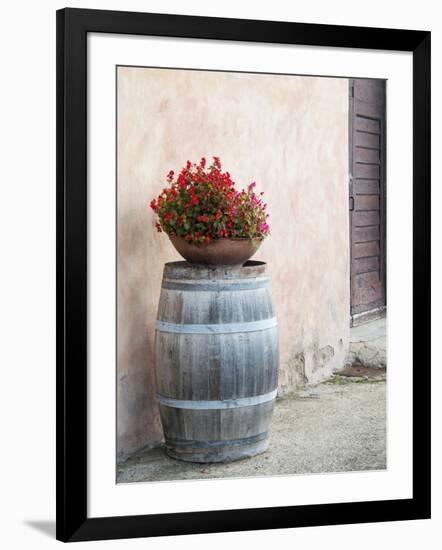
[117, 375, 386, 483]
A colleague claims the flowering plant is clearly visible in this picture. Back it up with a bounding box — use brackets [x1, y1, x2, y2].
[149, 157, 270, 245]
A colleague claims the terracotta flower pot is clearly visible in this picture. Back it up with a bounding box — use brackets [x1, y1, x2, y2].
[169, 235, 261, 266]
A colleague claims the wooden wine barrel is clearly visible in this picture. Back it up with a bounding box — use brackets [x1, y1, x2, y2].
[154, 260, 279, 463]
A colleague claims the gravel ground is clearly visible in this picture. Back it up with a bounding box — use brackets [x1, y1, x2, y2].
[117, 374, 386, 483]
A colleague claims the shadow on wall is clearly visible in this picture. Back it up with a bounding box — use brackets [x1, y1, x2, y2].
[117, 212, 165, 462]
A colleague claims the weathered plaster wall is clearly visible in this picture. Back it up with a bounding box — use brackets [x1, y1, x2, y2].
[117, 67, 349, 461]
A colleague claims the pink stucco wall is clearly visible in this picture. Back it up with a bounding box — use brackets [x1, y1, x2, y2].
[117, 67, 350, 461]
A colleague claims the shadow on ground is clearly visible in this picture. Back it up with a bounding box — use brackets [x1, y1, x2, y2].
[24, 520, 56, 538]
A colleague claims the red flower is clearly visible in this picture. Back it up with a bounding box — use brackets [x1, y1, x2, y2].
[155, 222, 162, 233]
[149, 157, 270, 242]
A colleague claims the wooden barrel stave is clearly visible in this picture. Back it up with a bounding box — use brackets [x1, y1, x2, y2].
[157, 286, 275, 324]
[158, 401, 275, 441]
[158, 401, 276, 462]
[154, 261, 279, 463]
[155, 330, 278, 400]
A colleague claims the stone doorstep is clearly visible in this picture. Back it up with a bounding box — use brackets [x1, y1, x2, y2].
[347, 317, 387, 369]
[350, 317, 386, 343]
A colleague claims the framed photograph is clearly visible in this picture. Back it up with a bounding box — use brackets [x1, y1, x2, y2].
[56, 7, 431, 542]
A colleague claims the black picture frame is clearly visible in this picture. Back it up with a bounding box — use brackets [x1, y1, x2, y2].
[56, 7, 431, 543]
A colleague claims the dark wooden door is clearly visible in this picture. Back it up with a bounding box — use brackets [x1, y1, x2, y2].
[349, 79, 386, 325]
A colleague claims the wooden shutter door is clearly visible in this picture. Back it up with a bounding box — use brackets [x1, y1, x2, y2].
[349, 79, 386, 325]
